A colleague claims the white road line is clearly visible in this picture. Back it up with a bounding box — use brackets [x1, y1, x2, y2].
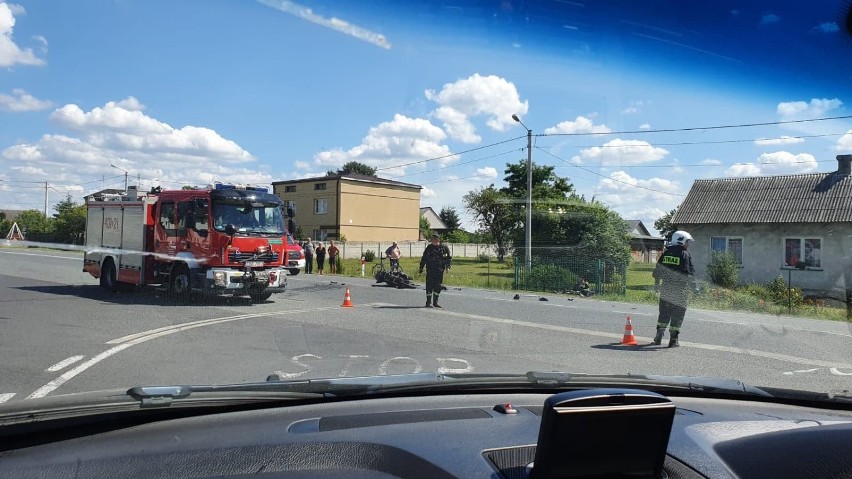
[29, 305, 361, 399]
[45, 355, 85, 372]
[421, 307, 852, 370]
[0, 393, 15, 404]
[0, 251, 81, 260]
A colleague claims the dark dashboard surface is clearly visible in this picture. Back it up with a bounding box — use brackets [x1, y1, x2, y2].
[1, 393, 851, 478]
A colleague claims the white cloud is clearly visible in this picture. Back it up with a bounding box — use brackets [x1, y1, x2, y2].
[639, 123, 651, 130]
[312, 114, 455, 175]
[725, 151, 818, 177]
[6, 3, 22, 15]
[777, 98, 842, 118]
[754, 135, 805, 146]
[725, 163, 762, 177]
[0, 88, 51, 112]
[620, 100, 645, 115]
[593, 171, 681, 227]
[0, 98, 268, 208]
[420, 187, 436, 198]
[701, 159, 722, 166]
[835, 130, 852, 151]
[543, 116, 611, 135]
[0, 2, 44, 67]
[761, 13, 780, 25]
[813, 22, 839, 33]
[476, 166, 498, 178]
[425, 74, 528, 143]
[258, 0, 390, 49]
[577, 138, 669, 165]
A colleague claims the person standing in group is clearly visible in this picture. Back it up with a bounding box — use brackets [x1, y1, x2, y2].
[419, 234, 452, 308]
[385, 241, 401, 271]
[328, 240, 340, 274]
[303, 238, 315, 274]
[652, 230, 696, 348]
[316, 242, 327, 275]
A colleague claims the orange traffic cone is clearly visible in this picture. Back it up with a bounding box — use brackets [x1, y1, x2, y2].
[621, 315, 638, 346]
[341, 288, 354, 308]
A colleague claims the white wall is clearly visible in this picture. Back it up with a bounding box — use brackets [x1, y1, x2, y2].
[331, 241, 500, 260]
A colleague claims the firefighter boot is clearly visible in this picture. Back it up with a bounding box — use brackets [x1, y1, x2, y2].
[425, 294, 433, 308]
[432, 294, 442, 308]
[668, 332, 680, 348]
[652, 328, 664, 346]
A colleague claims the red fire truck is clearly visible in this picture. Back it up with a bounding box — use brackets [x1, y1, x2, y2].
[83, 183, 290, 302]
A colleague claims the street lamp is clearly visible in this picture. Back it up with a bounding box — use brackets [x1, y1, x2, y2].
[110, 163, 129, 192]
[512, 114, 533, 278]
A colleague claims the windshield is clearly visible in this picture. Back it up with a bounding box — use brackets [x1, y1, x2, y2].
[0, 0, 851, 408]
[212, 201, 285, 235]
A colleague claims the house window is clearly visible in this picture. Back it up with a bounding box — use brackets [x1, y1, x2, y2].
[710, 236, 743, 264]
[284, 185, 296, 193]
[784, 238, 821, 268]
[283, 200, 297, 215]
[314, 183, 327, 191]
[314, 198, 328, 214]
[312, 229, 328, 241]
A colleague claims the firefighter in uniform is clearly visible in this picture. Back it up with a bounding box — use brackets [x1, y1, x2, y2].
[419, 234, 452, 308]
[652, 230, 696, 347]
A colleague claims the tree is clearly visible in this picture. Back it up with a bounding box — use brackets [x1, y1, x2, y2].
[501, 160, 576, 205]
[16, 210, 53, 235]
[654, 208, 678, 241]
[53, 196, 87, 244]
[463, 186, 516, 261]
[327, 161, 377, 177]
[438, 206, 461, 234]
[419, 214, 432, 239]
[444, 229, 470, 243]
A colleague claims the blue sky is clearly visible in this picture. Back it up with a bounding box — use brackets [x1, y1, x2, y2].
[1, 0, 851, 232]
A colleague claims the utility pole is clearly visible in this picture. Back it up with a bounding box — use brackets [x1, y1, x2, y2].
[44, 181, 48, 217]
[123, 171, 128, 192]
[512, 114, 533, 278]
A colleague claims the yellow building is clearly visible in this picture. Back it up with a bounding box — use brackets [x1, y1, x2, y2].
[272, 173, 422, 242]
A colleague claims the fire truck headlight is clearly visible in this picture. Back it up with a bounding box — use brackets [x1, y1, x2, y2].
[268, 271, 278, 285]
[213, 272, 226, 286]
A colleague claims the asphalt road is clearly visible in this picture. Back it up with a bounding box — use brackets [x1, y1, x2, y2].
[1, 247, 851, 405]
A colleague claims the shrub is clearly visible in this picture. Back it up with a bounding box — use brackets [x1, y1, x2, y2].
[364, 249, 376, 262]
[477, 253, 491, 263]
[526, 264, 573, 292]
[766, 275, 804, 307]
[707, 251, 739, 288]
[336, 256, 345, 274]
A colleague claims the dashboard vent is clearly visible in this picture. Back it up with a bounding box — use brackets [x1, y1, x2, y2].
[289, 408, 492, 433]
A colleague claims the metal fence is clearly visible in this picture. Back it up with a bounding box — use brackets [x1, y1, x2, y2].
[513, 252, 627, 295]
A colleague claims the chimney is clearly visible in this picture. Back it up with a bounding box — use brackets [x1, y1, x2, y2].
[838, 154, 852, 176]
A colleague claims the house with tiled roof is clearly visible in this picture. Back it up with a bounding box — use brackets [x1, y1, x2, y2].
[625, 220, 665, 263]
[672, 155, 852, 297]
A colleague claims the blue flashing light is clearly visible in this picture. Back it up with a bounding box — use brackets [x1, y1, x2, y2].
[213, 182, 268, 193]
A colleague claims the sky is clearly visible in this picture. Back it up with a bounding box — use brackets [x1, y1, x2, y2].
[1, 0, 851, 234]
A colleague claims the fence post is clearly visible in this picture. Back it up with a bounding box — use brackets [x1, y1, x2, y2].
[595, 259, 603, 295]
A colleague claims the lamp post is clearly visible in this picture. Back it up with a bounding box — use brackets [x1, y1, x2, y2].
[110, 163, 129, 192]
[512, 114, 533, 278]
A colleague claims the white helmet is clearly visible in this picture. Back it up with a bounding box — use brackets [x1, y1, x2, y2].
[670, 230, 694, 247]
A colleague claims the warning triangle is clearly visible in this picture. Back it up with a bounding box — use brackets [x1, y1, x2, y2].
[5, 222, 24, 241]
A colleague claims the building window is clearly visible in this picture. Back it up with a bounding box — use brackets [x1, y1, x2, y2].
[314, 198, 328, 214]
[784, 238, 821, 268]
[312, 229, 328, 241]
[283, 200, 297, 215]
[284, 185, 296, 193]
[314, 183, 327, 191]
[710, 236, 743, 265]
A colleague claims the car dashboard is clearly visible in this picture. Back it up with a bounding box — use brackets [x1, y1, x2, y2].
[1, 392, 851, 478]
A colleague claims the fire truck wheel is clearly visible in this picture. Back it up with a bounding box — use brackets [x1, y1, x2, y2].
[250, 291, 273, 303]
[170, 263, 192, 299]
[287, 269, 300, 276]
[100, 259, 117, 292]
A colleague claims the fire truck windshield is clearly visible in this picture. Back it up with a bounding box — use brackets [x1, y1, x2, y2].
[212, 201, 285, 235]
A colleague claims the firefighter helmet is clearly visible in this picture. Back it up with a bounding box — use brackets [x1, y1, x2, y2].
[670, 230, 694, 246]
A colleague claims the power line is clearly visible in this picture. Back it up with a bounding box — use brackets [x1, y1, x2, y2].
[373, 135, 526, 172]
[539, 115, 852, 138]
[534, 146, 684, 197]
[538, 132, 847, 148]
[552, 158, 837, 169]
[395, 148, 521, 178]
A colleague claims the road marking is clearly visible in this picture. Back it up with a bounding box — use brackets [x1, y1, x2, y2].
[273, 354, 323, 379]
[782, 368, 820, 376]
[436, 358, 474, 374]
[379, 357, 423, 376]
[45, 355, 85, 372]
[830, 367, 852, 376]
[30, 305, 350, 399]
[0, 251, 81, 261]
[338, 355, 370, 377]
[420, 307, 852, 370]
[0, 393, 15, 404]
